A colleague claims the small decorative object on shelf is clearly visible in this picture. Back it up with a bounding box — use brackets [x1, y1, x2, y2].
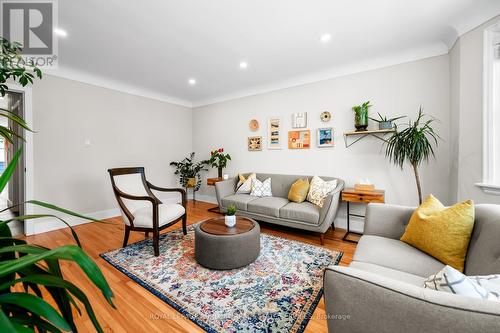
[209, 148, 231, 178]
[320, 111, 331, 122]
[351, 101, 372, 131]
[354, 180, 375, 192]
[369, 112, 405, 130]
[249, 119, 259, 132]
[225, 204, 237, 227]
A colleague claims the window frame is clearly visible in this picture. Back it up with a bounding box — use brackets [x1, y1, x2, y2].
[477, 23, 500, 195]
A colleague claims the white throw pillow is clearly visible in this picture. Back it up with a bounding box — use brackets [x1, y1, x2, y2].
[424, 265, 500, 302]
[250, 178, 272, 197]
[306, 176, 338, 207]
[236, 173, 256, 194]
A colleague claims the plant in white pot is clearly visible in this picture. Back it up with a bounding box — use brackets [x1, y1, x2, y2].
[225, 204, 237, 227]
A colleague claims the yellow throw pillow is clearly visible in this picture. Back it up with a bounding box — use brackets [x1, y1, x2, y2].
[400, 194, 475, 272]
[288, 178, 310, 203]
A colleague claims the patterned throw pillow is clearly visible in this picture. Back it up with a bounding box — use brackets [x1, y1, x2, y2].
[306, 176, 338, 207]
[424, 265, 500, 302]
[250, 178, 272, 197]
[236, 173, 256, 194]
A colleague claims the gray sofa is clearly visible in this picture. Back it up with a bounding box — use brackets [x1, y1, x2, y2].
[215, 173, 344, 244]
[324, 203, 500, 333]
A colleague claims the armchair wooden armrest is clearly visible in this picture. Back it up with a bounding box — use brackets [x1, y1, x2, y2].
[146, 182, 187, 207]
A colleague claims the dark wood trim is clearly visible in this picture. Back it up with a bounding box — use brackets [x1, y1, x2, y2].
[319, 233, 325, 245]
[108, 167, 187, 256]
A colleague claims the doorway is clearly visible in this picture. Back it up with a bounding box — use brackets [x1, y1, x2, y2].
[0, 91, 26, 236]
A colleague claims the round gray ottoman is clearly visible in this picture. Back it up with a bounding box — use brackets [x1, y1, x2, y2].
[195, 217, 260, 270]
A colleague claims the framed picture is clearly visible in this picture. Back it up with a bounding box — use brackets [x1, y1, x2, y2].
[248, 136, 262, 151]
[292, 112, 307, 128]
[288, 130, 310, 149]
[268, 117, 282, 149]
[317, 128, 333, 147]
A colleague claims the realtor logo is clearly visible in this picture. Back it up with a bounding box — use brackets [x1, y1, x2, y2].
[0, 0, 58, 68]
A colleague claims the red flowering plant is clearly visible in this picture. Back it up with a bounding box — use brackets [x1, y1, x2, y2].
[209, 148, 231, 178]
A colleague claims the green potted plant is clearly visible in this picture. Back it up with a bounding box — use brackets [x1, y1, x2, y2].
[369, 113, 406, 130]
[351, 101, 372, 131]
[384, 108, 440, 204]
[0, 36, 114, 331]
[209, 148, 231, 178]
[170, 152, 209, 194]
[225, 204, 237, 227]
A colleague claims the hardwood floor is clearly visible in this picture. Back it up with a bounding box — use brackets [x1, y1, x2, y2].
[21, 200, 358, 333]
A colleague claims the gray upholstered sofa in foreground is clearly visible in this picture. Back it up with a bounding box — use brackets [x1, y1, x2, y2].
[215, 173, 344, 244]
[324, 203, 500, 333]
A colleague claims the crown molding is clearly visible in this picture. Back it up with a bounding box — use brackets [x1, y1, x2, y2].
[192, 42, 448, 108]
[45, 67, 193, 108]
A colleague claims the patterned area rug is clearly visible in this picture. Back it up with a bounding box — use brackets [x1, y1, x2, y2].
[100, 223, 342, 333]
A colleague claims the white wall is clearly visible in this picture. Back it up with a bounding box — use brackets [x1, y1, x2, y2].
[193, 55, 451, 230]
[451, 14, 500, 204]
[30, 75, 192, 234]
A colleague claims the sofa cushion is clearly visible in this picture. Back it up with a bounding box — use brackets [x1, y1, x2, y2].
[247, 197, 289, 217]
[349, 261, 426, 287]
[221, 194, 258, 211]
[279, 201, 320, 224]
[354, 235, 445, 277]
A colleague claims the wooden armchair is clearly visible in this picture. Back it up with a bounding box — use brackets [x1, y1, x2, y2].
[108, 167, 187, 256]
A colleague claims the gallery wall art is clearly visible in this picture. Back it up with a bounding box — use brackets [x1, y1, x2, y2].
[317, 128, 333, 147]
[288, 130, 310, 149]
[248, 136, 262, 151]
[292, 113, 307, 128]
[268, 118, 282, 149]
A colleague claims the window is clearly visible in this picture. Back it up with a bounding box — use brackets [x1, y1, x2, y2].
[478, 23, 500, 194]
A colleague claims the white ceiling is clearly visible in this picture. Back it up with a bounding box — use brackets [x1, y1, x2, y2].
[50, 0, 500, 107]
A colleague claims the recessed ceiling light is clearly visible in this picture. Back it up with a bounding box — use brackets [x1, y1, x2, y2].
[239, 61, 248, 69]
[54, 28, 68, 37]
[188, 78, 196, 85]
[320, 33, 331, 43]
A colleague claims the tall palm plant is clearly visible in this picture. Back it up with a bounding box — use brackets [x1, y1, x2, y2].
[0, 36, 114, 332]
[384, 108, 440, 204]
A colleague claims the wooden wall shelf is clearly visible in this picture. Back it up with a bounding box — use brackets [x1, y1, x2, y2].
[343, 129, 395, 148]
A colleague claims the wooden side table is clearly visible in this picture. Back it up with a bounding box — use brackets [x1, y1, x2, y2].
[341, 188, 385, 243]
[207, 177, 225, 213]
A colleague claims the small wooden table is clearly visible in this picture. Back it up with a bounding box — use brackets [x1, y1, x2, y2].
[200, 216, 255, 235]
[341, 188, 385, 243]
[206, 177, 225, 213]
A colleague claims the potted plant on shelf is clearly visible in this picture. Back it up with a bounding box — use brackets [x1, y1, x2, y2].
[351, 101, 372, 131]
[225, 204, 237, 227]
[384, 107, 440, 204]
[209, 148, 231, 178]
[369, 113, 406, 130]
[170, 152, 209, 200]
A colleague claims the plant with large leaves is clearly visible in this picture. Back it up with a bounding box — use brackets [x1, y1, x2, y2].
[0, 37, 114, 332]
[384, 107, 440, 204]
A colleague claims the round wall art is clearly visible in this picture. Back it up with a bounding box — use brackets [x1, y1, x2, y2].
[249, 119, 259, 131]
[320, 111, 331, 122]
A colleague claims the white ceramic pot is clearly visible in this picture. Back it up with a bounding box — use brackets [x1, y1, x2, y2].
[225, 215, 236, 227]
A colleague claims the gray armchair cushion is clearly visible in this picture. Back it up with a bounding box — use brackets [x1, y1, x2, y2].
[279, 202, 320, 224]
[349, 261, 425, 286]
[247, 197, 289, 218]
[221, 194, 257, 211]
[354, 235, 444, 277]
[324, 265, 500, 333]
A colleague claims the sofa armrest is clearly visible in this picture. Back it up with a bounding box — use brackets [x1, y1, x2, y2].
[324, 265, 500, 333]
[215, 177, 238, 207]
[319, 181, 344, 230]
[364, 203, 415, 239]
